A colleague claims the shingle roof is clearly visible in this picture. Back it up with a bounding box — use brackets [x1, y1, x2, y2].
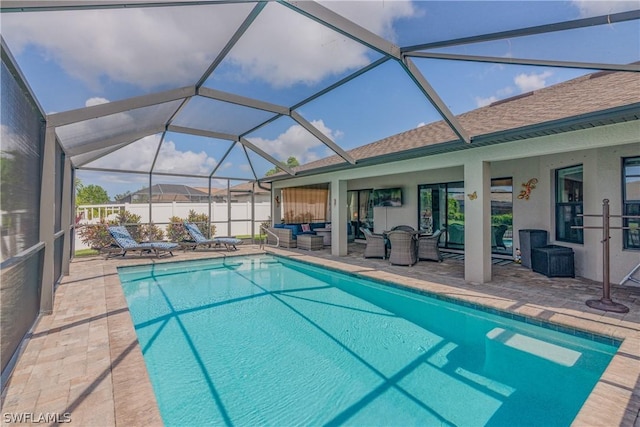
[136, 184, 208, 196]
[195, 182, 271, 196]
[281, 69, 640, 176]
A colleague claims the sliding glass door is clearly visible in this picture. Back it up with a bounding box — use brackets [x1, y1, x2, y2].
[491, 178, 513, 256]
[418, 179, 513, 255]
[348, 189, 373, 239]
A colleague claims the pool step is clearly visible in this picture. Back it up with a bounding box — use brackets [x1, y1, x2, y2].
[485, 327, 580, 367]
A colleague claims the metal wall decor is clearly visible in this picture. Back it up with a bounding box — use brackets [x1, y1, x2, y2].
[517, 178, 538, 200]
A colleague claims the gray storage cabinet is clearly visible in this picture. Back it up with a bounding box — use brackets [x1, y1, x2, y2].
[518, 229, 548, 268]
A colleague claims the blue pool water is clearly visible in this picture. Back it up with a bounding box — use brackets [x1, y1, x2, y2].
[118, 255, 618, 426]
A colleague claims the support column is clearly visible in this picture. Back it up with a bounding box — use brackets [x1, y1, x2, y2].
[330, 179, 348, 256]
[61, 156, 72, 275]
[464, 160, 492, 284]
[39, 127, 56, 313]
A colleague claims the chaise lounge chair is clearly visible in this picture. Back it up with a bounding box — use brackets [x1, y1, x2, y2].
[183, 222, 243, 251]
[107, 225, 178, 258]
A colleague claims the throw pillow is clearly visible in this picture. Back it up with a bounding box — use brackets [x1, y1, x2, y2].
[301, 223, 311, 232]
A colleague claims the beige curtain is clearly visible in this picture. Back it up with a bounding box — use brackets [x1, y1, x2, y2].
[282, 187, 328, 223]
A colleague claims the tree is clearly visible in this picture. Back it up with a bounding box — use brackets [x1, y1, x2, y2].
[76, 183, 110, 205]
[114, 190, 132, 202]
[265, 156, 300, 176]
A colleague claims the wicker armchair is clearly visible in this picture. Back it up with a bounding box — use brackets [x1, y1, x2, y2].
[360, 227, 386, 259]
[386, 230, 417, 266]
[391, 225, 415, 232]
[417, 229, 443, 262]
[493, 224, 508, 249]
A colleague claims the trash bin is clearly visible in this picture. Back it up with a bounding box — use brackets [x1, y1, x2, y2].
[531, 245, 575, 278]
[518, 229, 548, 269]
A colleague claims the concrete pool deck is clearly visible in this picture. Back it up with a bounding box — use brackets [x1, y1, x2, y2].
[1, 243, 639, 426]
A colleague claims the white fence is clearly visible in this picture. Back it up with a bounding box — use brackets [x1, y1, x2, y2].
[75, 202, 271, 250]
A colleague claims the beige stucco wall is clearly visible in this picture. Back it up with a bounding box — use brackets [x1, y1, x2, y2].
[273, 121, 640, 284]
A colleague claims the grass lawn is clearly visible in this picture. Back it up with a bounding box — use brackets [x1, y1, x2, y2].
[74, 248, 100, 257]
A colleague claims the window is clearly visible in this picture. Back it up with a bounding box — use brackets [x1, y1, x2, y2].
[623, 157, 640, 250]
[555, 165, 583, 244]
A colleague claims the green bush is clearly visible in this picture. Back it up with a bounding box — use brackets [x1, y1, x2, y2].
[491, 213, 513, 226]
[77, 210, 165, 248]
[187, 210, 216, 237]
[140, 223, 164, 241]
[165, 211, 217, 242]
[77, 219, 113, 249]
[166, 216, 188, 242]
[113, 211, 142, 240]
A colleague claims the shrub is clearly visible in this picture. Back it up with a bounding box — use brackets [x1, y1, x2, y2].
[77, 210, 160, 249]
[113, 211, 142, 241]
[166, 216, 188, 242]
[77, 219, 113, 249]
[164, 211, 217, 242]
[491, 213, 513, 226]
[140, 223, 164, 241]
[187, 210, 216, 237]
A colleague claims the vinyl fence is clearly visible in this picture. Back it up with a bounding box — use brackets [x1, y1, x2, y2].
[75, 201, 271, 250]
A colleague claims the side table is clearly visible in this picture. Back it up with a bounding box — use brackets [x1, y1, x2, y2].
[298, 234, 324, 251]
[313, 228, 332, 246]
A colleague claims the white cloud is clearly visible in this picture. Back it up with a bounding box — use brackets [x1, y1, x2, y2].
[154, 140, 217, 175]
[475, 96, 498, 108]
[2, 2, 416, 91]
[246, 119, 341, 165]
[514, 71, 553, 92]
[85, 97, 109, 107]
[476, 85, 514, 107]
[89, 134, 217, 176]
[227, 3, 415, 88]
[416, 122, 427, 128]
[497, 87, 514, 97]
[1, 4, 252, 89]
[319, 1, 417, 43]
[571, 0, 638, 17]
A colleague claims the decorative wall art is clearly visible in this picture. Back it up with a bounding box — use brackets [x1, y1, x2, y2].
[517, 178, 538, 200]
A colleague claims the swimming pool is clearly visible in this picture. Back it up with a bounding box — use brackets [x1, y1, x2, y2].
[118, 255, 618, 426]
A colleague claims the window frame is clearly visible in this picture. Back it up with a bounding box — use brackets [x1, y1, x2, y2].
[622, 156, 640, 251]
[555, 164, 584, 244]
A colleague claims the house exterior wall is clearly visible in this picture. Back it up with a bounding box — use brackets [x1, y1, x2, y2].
[273, 121, 640, 284]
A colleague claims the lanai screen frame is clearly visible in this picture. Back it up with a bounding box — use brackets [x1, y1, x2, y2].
[1, 1, 639, 322]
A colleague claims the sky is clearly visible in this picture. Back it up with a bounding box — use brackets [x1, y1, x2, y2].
[1, 0, 638, 199]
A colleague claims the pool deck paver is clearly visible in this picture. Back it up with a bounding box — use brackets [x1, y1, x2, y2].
[1, 243, 639, 426]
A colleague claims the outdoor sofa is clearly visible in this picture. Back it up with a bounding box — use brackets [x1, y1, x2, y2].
[267, 222, 354, 248]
